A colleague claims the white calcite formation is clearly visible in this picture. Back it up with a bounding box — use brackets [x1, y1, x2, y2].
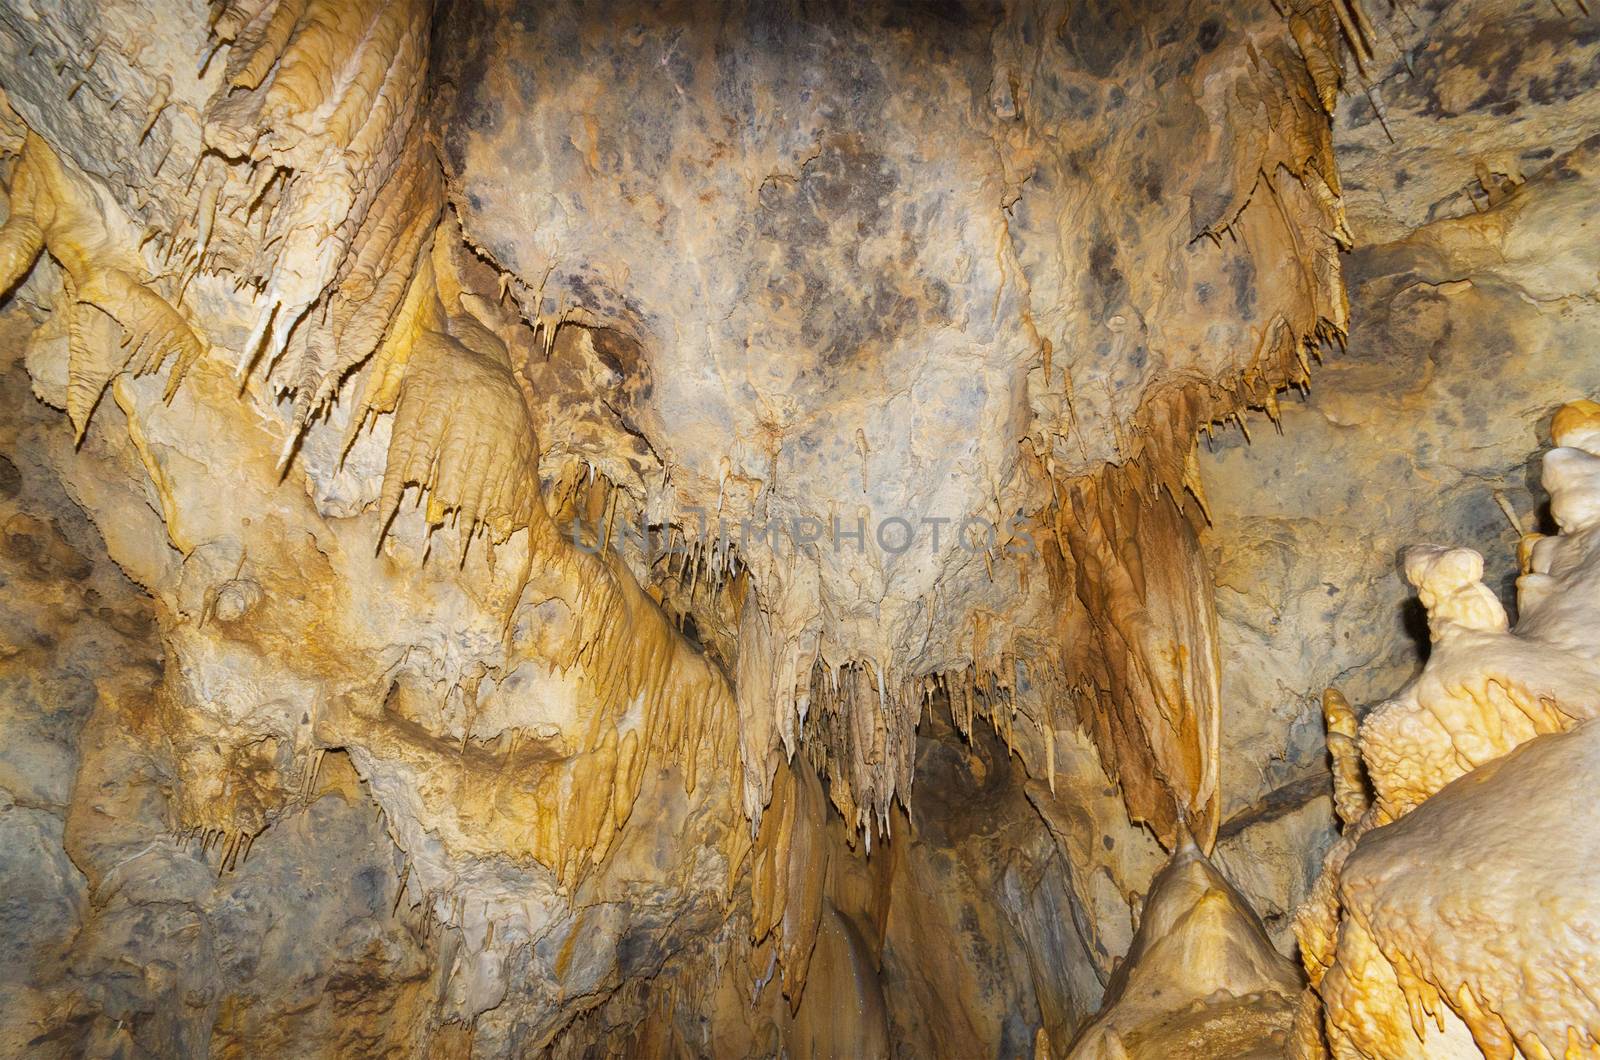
[1355, 401, 1600, 823]
[1295, 400, 1600, 1059]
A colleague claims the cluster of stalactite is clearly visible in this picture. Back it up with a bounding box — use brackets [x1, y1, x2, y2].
[0, 3, 751, 970]
[25, 0, 1569, 1055]
[772, 0, 1362, 852]
[204, 0, 441, 439]
[0, 0, 1376, 860]
[0, 120, 205, 437]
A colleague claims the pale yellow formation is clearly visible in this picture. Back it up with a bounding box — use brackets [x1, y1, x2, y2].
[1321, 689, 1368, 830]
[375, 324, 537, 550]
[1550, 399, 1600, 451]
[284, 127, 442, 456]
[206, 0, 435, 413]
[1297, 399, 1600, 1059]
[1359, 536, 1600, 821]
[0, 132, 205, 436]
[1316, 721, 1600, 1059]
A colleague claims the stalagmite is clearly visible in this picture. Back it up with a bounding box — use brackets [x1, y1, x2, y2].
[1321, 689, 1368, 830]
[1067, 836, 1302, 1058]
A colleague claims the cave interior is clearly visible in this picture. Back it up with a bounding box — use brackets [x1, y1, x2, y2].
[1, 0, 1599, 1057]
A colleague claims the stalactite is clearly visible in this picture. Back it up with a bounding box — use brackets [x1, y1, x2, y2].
[376, 325, 539, 550]
[747, 759, 829, 1010]
[10, 0, 1599, 1054]
[206, 0, 435, 396]
[1031, 389, 1223, 852]
[0, 132, 206, 437]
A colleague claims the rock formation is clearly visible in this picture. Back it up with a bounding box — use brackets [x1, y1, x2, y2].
[1294, 401, 1600, 1059]
[1067, 837, 1302, 1059]
[0, 0, 1596, 1055]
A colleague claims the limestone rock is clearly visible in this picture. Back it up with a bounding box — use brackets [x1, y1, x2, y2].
[1067, 840, 1302, 1059]
[1297, 396, 1600, 1058]
[0, 0, 1598, 1056]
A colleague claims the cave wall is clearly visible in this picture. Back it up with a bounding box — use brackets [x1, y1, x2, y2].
[0, 310, 449, 1058]
[1200, 0, 1600, 957]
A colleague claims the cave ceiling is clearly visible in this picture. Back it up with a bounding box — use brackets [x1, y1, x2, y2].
[0, 0, 1366, 963]
[430, 0, 1352, 838]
